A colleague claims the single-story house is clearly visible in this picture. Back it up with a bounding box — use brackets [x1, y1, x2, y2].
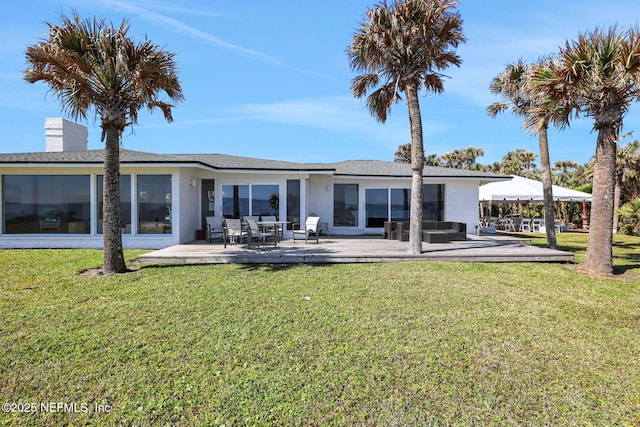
[0, 118, 507, 249]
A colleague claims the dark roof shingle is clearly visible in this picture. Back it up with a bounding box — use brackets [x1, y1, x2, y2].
[0, 150, 506, 179]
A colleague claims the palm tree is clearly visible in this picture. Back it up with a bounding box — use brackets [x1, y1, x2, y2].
[553, 160, 579, 186]
[461, 146, 484, 168]
[440, 149, 464, 168]
[425, 153, 442, 166]
[25, 14, 183, 274]
[394, 143, 412, 163]
[500, 149, 539, 178]
[349, 0, 465, 254]
[542, 27, 640, 275]
[616, 198, 640, 235]
[488, 59, 571, 249]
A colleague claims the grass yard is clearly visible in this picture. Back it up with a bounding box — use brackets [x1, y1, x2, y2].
[0, 233, 639, 426]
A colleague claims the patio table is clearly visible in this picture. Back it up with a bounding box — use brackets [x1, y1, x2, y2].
[257, 220, 288, 242]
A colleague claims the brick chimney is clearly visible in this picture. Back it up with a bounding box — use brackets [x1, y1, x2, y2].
[45, 118, 88, 152]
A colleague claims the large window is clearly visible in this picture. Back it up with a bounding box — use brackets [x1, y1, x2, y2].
[391, 188, 411, 222]
[97, 175, 131, 234]
[222, 185, 249, 219]
[363, 184, 445, 228]
[137, 175, 172, 234]
[286, 179, 300, 230]
[3, 175, 90, 234]
[423, 184, 445, 221]
[334, 184, 358, 227]
[252, 184, 279, 217]
[365, 188, 388, 228]
[222, 184, 280, 218]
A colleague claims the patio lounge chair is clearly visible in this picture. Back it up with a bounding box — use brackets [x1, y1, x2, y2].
[205, 216, 224, 243]
[223, 218, 247, 248]
[246, 219, 276, 250]
[292, 216, 320, 244]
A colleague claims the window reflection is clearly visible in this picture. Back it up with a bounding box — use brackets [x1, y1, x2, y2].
[2, 175, 90, 234]
[97, 175, 131, 234]
[137, 175, 172, 234]
[334, 184, 358, 227]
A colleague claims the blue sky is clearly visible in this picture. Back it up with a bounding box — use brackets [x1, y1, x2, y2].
[1, 0, 639, 166]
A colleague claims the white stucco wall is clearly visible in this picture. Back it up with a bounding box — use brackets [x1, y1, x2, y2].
[443, 179, 481, 233]
[44, 118, 88, 152]
[176, 168, 201, 243]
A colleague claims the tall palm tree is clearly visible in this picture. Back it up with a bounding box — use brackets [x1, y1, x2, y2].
[542, 27, 640, 275]
[349, 0, 465, 254]
[25, 14, 183, 274]
[488, 59, 571, 249]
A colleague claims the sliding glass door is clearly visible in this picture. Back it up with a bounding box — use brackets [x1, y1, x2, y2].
[363, 184, 445, 228]
[365, 188, 388, 228]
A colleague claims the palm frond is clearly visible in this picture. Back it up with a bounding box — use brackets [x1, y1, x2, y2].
[348, 0, 465, 123]
[25, 12, 183, 132]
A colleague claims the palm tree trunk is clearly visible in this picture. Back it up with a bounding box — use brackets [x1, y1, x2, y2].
[613, 172, 622, 233]
[102, 125, 127, 274]
[406, 85, 424, 254]
[583, 126, 617, 275]
[538, 125, 557, 249]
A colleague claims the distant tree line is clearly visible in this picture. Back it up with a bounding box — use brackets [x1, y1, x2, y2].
[394, 141, 640, 235]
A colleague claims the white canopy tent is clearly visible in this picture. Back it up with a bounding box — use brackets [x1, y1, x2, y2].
[479, 175, 592, 202]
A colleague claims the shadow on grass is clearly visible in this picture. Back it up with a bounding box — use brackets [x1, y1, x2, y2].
[132, 260, 329, 273]
[238, 263, 333, 272]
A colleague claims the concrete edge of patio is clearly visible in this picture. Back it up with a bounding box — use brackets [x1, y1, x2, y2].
[137, 234, 575, 265]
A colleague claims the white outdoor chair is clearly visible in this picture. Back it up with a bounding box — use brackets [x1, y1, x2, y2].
[292, 216, 320, 244]
[205, 216, 224, 243]
[521, 218, 532, 232]
[223, 218, 247, 248]
[532, 218, 542, 232]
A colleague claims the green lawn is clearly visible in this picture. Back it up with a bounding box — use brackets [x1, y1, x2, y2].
[1, 234, 639, 426]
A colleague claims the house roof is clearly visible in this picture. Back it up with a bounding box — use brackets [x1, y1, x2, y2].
[328, 160, 503, 179]
[0, 149, 506, 179]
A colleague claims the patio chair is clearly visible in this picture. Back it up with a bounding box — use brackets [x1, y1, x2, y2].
[521, 218, 532, 232]
[260, 215, 283, 239]
[292, 216, 320, 244]
[223, 218, 247, 248]
[532, 218, 542, 232]
[205, 216, 224, 243]
[246, 219, 276, 250]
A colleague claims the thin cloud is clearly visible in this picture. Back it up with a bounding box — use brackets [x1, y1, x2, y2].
[124, 0, 225, 17]
[97, 0, 284, 66]
[176, 96, 450, 140]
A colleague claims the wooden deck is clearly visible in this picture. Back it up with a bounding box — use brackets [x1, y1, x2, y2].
[138, 234, 574, 265]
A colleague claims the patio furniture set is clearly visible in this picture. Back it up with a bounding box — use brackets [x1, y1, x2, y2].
[384, 221, 467, 243]
[480, 216, 569, 233]
[205, 216, 320, 250]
